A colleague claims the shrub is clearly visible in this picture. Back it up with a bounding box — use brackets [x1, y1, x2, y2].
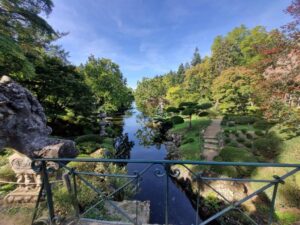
[224, 129, 230, 134]
[77, 141, 102, 154]
[227, 121, 235, 127]
[75, 134, 102, 144]
[231, 130, 238, 135]
[241, 128, 247, 134]
[244, 141, 252, 148]
[166, 107, 179, 114]
[198, 111, 209, 117]
[246, 133, 253, 139]
[253, 136, 282, 158]
[234, 116, 258, 125]
[236, 137, 245, 143]
[182, 137, 195, 144]
[170, 116, 184, 124]
[214, 146, 257, 177]
[255, 130, 265, 136]
[224, 138, 231, 144]
[227, 141, 238, 147]
[253, 120, 271, 130]
[224, 133, 230, 138]
[0, 165, 15, 181]
[234, 132, 240, 137]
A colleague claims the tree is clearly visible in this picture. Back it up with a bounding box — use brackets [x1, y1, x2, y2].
[179, 102, 198, 129]
[0, 0, 58, 81]
[212, 67, 259, 114]
[80, 56, 133, 113]
[191, 47, 202, 66]
[135, 76, 167, 115]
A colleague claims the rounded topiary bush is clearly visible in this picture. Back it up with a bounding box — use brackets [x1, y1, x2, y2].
[253, 136, 281, 158]
[246, 133, 253, 139]
[237, 137, 245, 143]
[198, 111, 209, 117]
[170, 115, 184, 124]
[253, 120, 271, 130]
[244, 141, 252, 148]
[255, 130, 265, 137]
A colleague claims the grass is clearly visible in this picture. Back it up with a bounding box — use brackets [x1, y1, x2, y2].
[169, 115, 211, 160]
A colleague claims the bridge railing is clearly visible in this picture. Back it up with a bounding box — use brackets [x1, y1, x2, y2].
[30, 158, 300, 225]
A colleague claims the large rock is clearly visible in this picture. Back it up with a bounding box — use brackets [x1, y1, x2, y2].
[0, 75, 78, 158]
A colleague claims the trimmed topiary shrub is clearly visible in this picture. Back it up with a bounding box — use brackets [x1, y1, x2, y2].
[182, 137, 195, 144]
[253, 120, 271, 130]
[170, 116, 184, 124]
[253, 135, 282, 158]
[198, 111, 209, 117]
[227, 141, 238, 147]
[241, 129, 247, 134]
[246, 133, 253, 139]
[237, 137, 245, 143]
[255, 130, 265, 136]
[227, 121, 235, 127]
[224, 138, 231, 144]
[244, 141, 252, 148]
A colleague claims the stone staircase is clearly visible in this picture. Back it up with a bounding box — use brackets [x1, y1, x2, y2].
[202, 119, 222, 161]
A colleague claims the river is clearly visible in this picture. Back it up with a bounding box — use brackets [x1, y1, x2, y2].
[114, 105, 199, 225]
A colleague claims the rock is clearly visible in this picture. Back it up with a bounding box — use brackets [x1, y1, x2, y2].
[0, 76, 78, 158]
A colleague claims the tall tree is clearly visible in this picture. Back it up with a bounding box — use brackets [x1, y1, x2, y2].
[80, 56, 133, 113]
[191, 47, 202, 66]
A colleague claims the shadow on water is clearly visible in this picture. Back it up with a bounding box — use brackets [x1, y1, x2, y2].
[112, 105, 200, 225]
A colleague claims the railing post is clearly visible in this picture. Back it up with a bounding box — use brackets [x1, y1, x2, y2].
[41, 161, 55, 224]
[268, 175, 284, 225]
[71, 169, 80, 219]
[165, 164, 169, 225]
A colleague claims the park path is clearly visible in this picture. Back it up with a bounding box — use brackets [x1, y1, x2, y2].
[202, 118, 222, 161]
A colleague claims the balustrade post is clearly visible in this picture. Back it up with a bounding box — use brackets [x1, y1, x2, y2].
[41, 161, 55, 224]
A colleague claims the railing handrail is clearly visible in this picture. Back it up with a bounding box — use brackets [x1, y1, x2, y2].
[32, 157, 300, 168]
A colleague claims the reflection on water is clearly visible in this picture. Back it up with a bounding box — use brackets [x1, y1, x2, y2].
[111, 105, 199, 225]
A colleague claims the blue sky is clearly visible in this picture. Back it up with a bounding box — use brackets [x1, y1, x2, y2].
[47, 0, 291, 88]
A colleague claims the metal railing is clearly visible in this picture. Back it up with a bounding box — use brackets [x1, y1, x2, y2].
[30, 158, 300, 225]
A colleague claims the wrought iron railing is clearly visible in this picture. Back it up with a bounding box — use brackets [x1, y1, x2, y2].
[30, 158, 300, 225]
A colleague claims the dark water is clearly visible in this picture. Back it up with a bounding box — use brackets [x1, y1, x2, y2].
[117, 106, 199, 225]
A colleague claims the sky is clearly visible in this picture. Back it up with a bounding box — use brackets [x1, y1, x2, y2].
[46, 0, 292, 88]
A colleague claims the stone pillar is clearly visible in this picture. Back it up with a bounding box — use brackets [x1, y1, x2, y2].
[4, 153, 42, 203]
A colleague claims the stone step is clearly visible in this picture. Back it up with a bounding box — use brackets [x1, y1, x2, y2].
[203, 136, 218, 139]
[204, 143, 218, 150]
[202, 150, 219, 161]
[204, 139, 219, 144]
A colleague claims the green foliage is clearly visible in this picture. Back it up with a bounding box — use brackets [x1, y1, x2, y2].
[170, 116, 184, 124]
[75, 134, 103, 144]
[77, 141, 102, 154]
[166, 107, 180, 114]
[227, 141, 238, 147]
[236, 137, 245, 143]
[253, 120, 271, 130]
[244, 141, 252, 148]
[182, 137, 195, 144]
[198, 111, 209, 117]
[253, 134, 282, 158]
[80, 56, 133, 113]
[213, 146, 257, 177]
[246, 133, 253, 139]
[212, 67, 259, 114]
[254, 130, 265, 136]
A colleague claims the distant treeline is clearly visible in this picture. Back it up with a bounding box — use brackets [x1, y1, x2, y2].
[135, 1, 300, 135]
